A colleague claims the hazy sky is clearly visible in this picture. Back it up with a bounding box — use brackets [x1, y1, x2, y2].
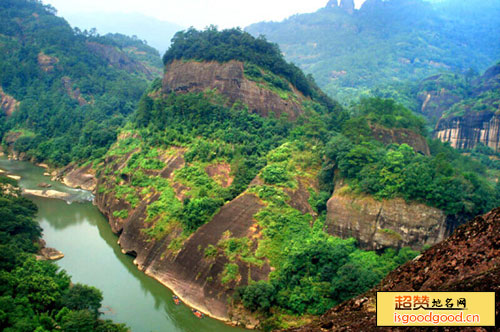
[44, 0, 367, 29]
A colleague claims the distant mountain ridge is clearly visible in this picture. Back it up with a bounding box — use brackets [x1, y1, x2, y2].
[246, 0, 500, 105]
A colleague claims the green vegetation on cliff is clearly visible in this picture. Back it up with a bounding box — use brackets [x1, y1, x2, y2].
[0, 176, 127, 331]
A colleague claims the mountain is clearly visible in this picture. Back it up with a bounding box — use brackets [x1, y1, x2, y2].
[246, 0, 500, 105]
[286, 205, 500, 331]
[0, 0, 161, 166]
[59, 28, 497, 329]
[63, 12, 184, 53]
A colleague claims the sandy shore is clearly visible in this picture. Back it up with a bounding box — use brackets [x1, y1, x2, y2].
[23, 189, 71, 200]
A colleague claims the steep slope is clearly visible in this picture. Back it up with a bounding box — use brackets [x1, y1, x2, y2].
[246, 0, 500, 104]
[0, 0, 160, 165]
[285, 206, 500, 331]
[433, 62, 500, 151]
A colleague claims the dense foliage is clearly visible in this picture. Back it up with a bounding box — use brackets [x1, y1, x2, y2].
[0, 0, 158, 166]
[0, 177, 127, 331]
[246, 0, 500, 106]
[162, 27, 336, 108]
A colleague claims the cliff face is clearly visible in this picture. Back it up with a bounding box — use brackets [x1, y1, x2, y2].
[435, 111, 500, 151]
[325, 185, 451, 250]
[432, 63, 500, 151]
[93, 137, 272, 324]
[0, 87, 19, 116]
[287, 207, 500, 331]
[162, 60, 305, 120]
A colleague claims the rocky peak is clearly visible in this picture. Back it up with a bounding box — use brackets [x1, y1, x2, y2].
[339, 0, 355, 14]
[162, 60, 305, 120]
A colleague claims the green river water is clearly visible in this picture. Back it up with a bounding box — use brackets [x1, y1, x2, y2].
[0, 157, 250, 332]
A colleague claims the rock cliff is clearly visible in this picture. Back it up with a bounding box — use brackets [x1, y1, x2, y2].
[325, 185, 452, 250]
[162, 60, 305, 120]
[432, 62, 500, 151]
[286, 206, 500, 331]
[435, 111, 500, 151]
[93, 139, 272, 323]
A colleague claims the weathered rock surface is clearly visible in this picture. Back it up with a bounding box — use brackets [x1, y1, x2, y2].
[37, 52, 58, 72]
[61, 76, 87, 106]
[162, 60, 305, 120]
[325, 186, 452, 250]
[36, 239, 64, 261]
[0, 87, 19, 116]
[370, 124, 430, 155]
[435, 111, 500, 152]
[286, 207, 500, 331]
[94, 145, 270, 323]
[433, 62, 500, 151]
[52, 163, 97, 192]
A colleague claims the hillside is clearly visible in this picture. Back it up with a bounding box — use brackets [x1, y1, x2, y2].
[246, 0, 500, 105]
[285, 206, 500, 331]
[65, 27, 500, 329]
[0, 0, 161, 166]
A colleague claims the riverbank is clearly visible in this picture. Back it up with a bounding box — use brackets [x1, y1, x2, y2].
[0, 154, 254, 330]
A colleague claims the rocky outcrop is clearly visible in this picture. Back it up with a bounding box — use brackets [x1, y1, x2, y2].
[286, 207, 500, 331]
[325, 186, 451, 250]
[435, 111, 500, 151]
[53, 163, 97, 192]
[370, 124, 430, 155]
[326, 0, 338, 8]
[86, 41, 153, 79]
[162, 60, 305, 120]
[36, 239, 64, 261]
[0, 87, 19, 116]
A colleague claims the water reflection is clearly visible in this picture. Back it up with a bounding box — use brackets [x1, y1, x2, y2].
[1, 157, 249, 332]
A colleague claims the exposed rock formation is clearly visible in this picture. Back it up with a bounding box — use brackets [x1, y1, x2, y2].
[370, 124, 430, 155]
[0, 87, 19, 116]
[162, 60, 305, 120]
[36, 239, 64, 261]
[325, 185, 451, 250]
[86, 41, 153, 79]
[417, 74, 462, 122]
[53, 163, 97, 192]
[286, 207, 500, 331]
[435, 111, 500, 152]
[94, 143, 270, 322]
[432, 63, 500, 150]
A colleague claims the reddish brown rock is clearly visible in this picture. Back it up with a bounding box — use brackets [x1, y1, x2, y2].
[162, 60, 305, 120]
[326, 185, 451, 250]
[370, 124, 430, 155]
[37, 52, 58, 72]
[286, 207, 500, 331]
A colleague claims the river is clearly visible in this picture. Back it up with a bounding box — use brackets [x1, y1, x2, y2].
[0, 157, 250, 332]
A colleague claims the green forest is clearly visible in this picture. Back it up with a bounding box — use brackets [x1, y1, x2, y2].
[0, 176, 128, 331]
[0, 0, 159, 166]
